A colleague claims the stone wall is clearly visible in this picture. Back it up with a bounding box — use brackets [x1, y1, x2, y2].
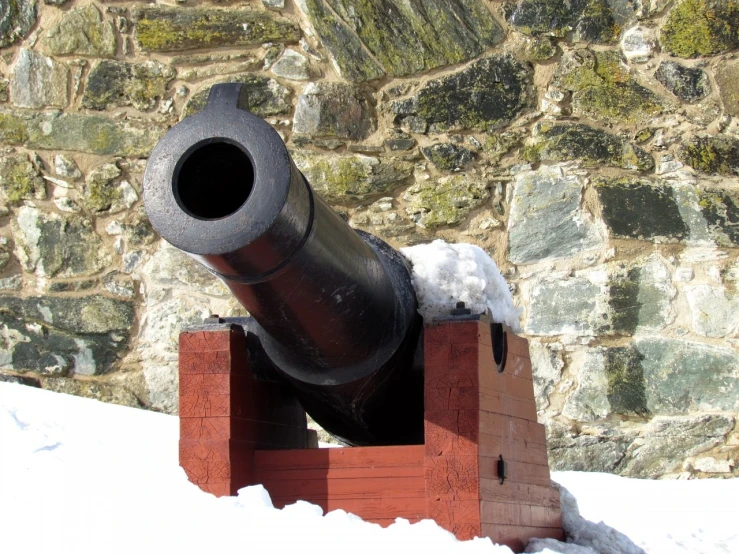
[1, 0, 738, 479]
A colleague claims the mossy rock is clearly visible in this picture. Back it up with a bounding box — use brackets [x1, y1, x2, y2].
[661, 0, 739, 58]
[82, 60, 176, 112]
[132, 5, 300, 52]
[392, 55, 534, 133]
[42, 4, 116, 57]
[182, 75, 291, 119]
[595, 177, 687, 241]
[0, 0, 38, 48]
[0, 153, 45, 205]
[403, 175, 490, 228]
[681, 136, 739, 175]
[554, 49, 664, 124]
[526, 122, 653, 171]
[299, 0, 503, 82]
[505, 0, 636, 44]
[291, 151, 413, 205]
[420, 143, 476, 171]
[83, 163, 122, 212]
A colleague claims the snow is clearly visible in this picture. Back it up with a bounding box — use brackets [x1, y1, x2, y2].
[2, 381, 738, 554]
[401, 240, 523, 331]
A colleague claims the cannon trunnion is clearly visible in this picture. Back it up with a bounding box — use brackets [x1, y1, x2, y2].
[143, 83, 563, 551]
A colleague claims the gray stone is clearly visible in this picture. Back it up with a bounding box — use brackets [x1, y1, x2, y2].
[296, 0, 503, 82]
[182, 75, 291, 119]
[0, 0, 37, 48]
[292, 151, 412, 205]
[608, 255, 676, 334]
[621, 26, 656, 62]
[0, 109, 164, 156]
[12, 205, 110, 278]
[595, 177, 687, 241]
[132, 5, 300, 52]
[42, 4, 117, 57]
[384, 138, 415, 151]
[549, 434, 629, 473]
[103, 272, 136, 299]
[10, 49, 69, 109]
[53, 155, 81, 180]
[564, 346, 649, 421]
[693, 457, 733, 473]
[681, 136, 739, 176]
[263, 0, 285, 8]
[0, 153, 45, 205]
[0, 296, 134, 376]
[82, 60, 175, 111]
[636, 337, 739, 414]
[697, 188, 739, 246]
[715, 59, 739, 117]
[403, 175, 490, 229]
[293, 83, 375, 140]
[508, 165, 604, 265]
[655, 61, 710, 103]
[391, 55, 533, 133]
[421, 143, 476, 171]
[525, 121, 653, 171]
[271, 49, 310, 81]
[525, 276, 606, 336]
[529, 341, 564, 411]
[41, 377, 141, 408]
[142, 242, 229, 298]
[349, 197, 419, 243]
[505, 0, 637, 44]
[685, 285, 739, 337]
[620, 415, 735, 478]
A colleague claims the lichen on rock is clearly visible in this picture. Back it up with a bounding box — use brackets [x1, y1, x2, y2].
[391, 55, 534, 133]
[293, 82, 375, 140]
[554, 49, 664, 124]
[403, 175, 489, 228]
[654, 61, 710, 103]
[525, 121, 654, 171]
[0, 153, 45, 205]
[42, 4, 116, 57]
[0, 0, 37, 48]
[132, 5, 300, 52]
[420, 143, 476, 171]
[681, 135, 739, 175]
[292, 151, 412, 204]
[660, 0, 739, 58]
[82, 60, 175, 112]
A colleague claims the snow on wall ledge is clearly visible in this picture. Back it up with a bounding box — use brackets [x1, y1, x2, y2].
[401, 240, 522, 331]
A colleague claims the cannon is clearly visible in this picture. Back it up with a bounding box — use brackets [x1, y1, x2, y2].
[143, 82, 563, 550]
[144, 83, 423, 446]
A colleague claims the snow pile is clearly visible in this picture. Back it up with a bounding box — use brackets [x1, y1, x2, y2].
[401, 240, 522, 331]
[3, 381, 738, 554]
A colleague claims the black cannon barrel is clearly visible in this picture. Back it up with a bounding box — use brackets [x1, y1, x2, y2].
[143, 83, 423, 445]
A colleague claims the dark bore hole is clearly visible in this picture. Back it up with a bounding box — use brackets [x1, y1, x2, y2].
[176, 142, 253, 220]
[491, 323, 507, 372]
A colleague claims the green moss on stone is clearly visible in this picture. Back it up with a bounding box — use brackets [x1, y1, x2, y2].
[0, 112, 29, 144]
[604, 346, 648, 415]
[681, 136, 739, 175]
[661, 0, 739, 58]
[0, 154, 45, 205]
[555, 50, 664, 124]
[529, 122, 654, 170]
[403, 175, 489, 228]
[133, 6, 300, 52]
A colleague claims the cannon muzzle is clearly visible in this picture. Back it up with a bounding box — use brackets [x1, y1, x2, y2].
[143, 84, 423, 445]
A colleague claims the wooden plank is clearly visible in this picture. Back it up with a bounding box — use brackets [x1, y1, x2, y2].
[424, 455, 479, 499]
[425, 342, 481, 389]
[479, 391, 538, 422]
[481, 523, 565, 552]
[424, 419, 478, 457]
[254, 464, 424, 481]
[479, 456, 552, 487]
[270, 497, 427, 522]
[479, 412, 547, 444]
[179, 330, 232, 353]
[505, 334, 530, 359]
[259, 476, 426, 499]
[426, 498, 481, 525]
[254, 445, 424, 470]
[481, 501, 562, 528]
[478, 432, 550, 466]
[479, 478, 559, 508]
